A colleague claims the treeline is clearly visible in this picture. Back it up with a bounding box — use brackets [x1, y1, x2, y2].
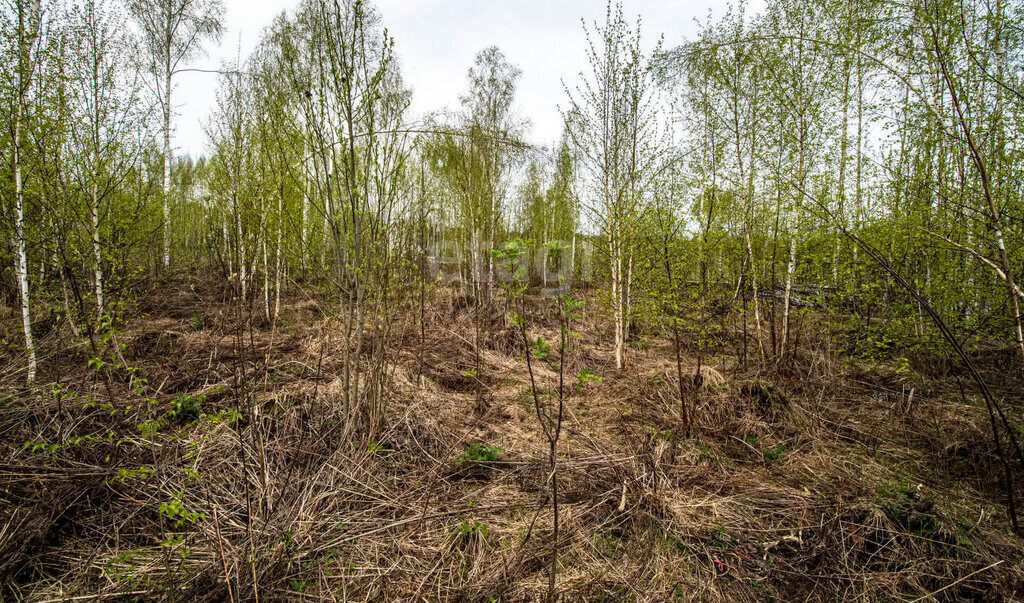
[654, 0, 1024, 374]
[2, 0, 1022, 389]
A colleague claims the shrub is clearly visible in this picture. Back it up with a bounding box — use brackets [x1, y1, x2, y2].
[455, 442, 501, 465]
[169, 394, 204, 422]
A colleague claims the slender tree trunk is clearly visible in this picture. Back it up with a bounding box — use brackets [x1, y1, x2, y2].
[834, 65, 850, 286]
[569, 230, 576, 286]
[932, 28, 1024, 370]
[13, 2, 38, 384]
[262, 224, 270, 321]
[91, 184, 104, 314]
[781, 115, 805, 359]
[662, 233, 689, 438]
[235, 191, 246, 304]
[301, 139, 309, 273]
[781, 230, 798, 356]
[542, 229, 548, 288]
[274, 186, 283, 321]
[13, 108, 36, 384]
[624, 250, 633, 343]
[39, 211, 47, 285]
[611, 222, 624, 371]
[734, 77, 764, 365]
[162, 72, 172, 268]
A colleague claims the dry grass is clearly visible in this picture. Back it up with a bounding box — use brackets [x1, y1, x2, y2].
[1, 273, 1023, 601]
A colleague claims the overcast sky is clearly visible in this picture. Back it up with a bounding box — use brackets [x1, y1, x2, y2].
[174, 0, 763, 158]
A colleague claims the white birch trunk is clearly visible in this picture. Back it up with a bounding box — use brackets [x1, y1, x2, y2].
[91, 184, 104, 314]
[13, 2, 38, 383]
[14, 109, 36, 384]
[162, 74, 172, 268]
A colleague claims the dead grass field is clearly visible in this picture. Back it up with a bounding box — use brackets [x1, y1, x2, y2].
[2, 269, 1023, 601]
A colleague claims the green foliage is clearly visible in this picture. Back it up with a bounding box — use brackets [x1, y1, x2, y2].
[558, 294, 584, 338]
[456, 520, 488, 538]
[593, 532, 621, 559]
[529, 336, 551, 359]
[696, 441, 711, 462]
[22, 440, 59, 454]
[158, 491, 206, 528]
[110, 466, 155, 484]
[103, 549, 148, 586]
[875, 480, 941, 539]
[455, 442, 502, 465]
[493, 238, 531, 290]
[168, 394, 204, 422]
[648, 426, 672, 441]
[576, 368, 601, 393]
[762, 444, 786, 465]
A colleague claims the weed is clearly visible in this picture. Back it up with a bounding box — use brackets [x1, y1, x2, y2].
[455, 442, 501, 465]
[593, 533, 621, 559]
[168, 394, 204, 422]
[696, 441, 712, 462]
[763, 444, 786, 464]
[457, 520, 488, 538]
[158, 491, 205, 528]
[648, 426, 672, 441]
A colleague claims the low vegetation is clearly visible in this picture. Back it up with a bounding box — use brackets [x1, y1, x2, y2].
[2, 0, 1024, 599]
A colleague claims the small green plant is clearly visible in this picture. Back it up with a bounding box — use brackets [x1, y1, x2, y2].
[169, 394, 204, 422]
[22, 440, 59, 454]
[529, 336, 551, 359]
[455, 442, 501, 465]
[289, 579, 310, 593]
[762, 444, 786, 464]
[593, 533, 621, 559]
[696, 440, 711, 462]
[158, 491, 206, 528]
[456, 520, 488, 538]
[138, 417, 166, 437]
[109, 466, 155, 484]
[648, 426, 672, 441]
[190, 314, 205, 332]
[876, 480, 939, 538]
[576, 367, 601, 392]
[103, 549, 145, 585]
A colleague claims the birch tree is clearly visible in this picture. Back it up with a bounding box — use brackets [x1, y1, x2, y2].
[2, 0, 45, 384]
[128, 0, 223, 269]
[460, 45, 522, 292]
[565, 0, 654, 371]
[67, 0, 146, 316]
